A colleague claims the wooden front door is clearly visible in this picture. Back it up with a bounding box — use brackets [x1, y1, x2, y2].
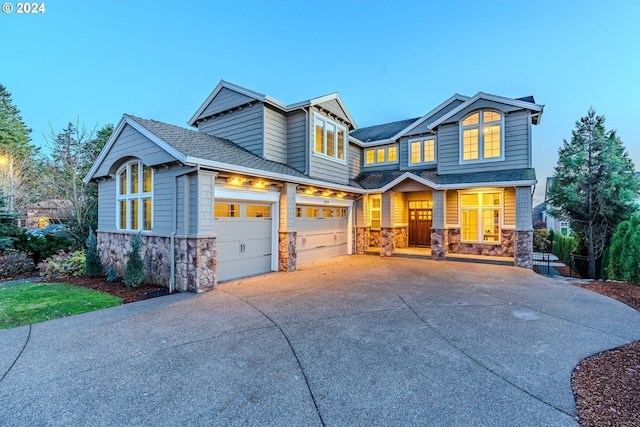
[409, 208, 432, 247]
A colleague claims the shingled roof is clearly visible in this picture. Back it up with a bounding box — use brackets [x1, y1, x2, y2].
[354, 168, 537, 190]
[126, 115, 309, 179]
[350, 117, 420, 142]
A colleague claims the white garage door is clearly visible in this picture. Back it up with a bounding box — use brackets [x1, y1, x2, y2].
[296, 205, 348, 264]
[215, 201, 273, 282]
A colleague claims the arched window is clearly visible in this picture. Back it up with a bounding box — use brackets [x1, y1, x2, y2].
[460, 110, 503, 162]
[117, 161, 153, 231]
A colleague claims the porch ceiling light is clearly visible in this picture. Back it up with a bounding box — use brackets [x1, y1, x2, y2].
[304, 187, 316, 195]
[252, 180, 269, 189]
[322, 190, 333, 197]
[226, 177, 247, 186]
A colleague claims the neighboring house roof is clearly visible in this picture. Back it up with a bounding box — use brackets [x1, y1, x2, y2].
[28, 199, 73, 210]
[188, 80, 357, 128]
[84, 115, 359, 192]
[532, 202, 546, 224]
[354, 168, 537, 191]
[350, 117, 420, 142]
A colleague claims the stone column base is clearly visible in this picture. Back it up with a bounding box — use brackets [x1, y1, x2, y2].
[514, 230, 533, 268]
[380, 228, 394, 257]
[431, 228, 447, 260]
[279, 231, 297, 272]
[355, 227, 370, 254]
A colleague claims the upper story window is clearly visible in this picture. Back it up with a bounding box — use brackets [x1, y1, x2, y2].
[117, 160, 153, 231]
[408, 137, 436, 166]
[364, 145, 398, 166]
[314, 113, 346, 162]
[460, 110, 503, 163]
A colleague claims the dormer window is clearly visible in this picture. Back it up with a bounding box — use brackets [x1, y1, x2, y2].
[460, 110, 503, 163]
[408, 137, 436, 166]
[314, 112, 346, 162]
[364, 144, 398, 166]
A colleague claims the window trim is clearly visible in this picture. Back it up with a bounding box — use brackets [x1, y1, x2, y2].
[459, 109, 505, 164]
[312, 112, 347, 164]
[116, 160, 154, 232]
[363, 144, 399, 167]
[458, 190, 503, 244]
[407, 136, 436, 166]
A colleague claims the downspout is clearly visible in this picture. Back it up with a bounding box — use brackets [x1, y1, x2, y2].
[303, 107, 309, 175]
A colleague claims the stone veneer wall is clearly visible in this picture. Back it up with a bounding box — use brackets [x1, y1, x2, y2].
[278, 231, 297, 272]
[447, 229, 515, 257]
[369, 230, 381, 248]
[431, 229, 446, 260]
[514, 230, 533, 268]
[392, 227, 408, 249]
[355, 227, 370, 255]
[97, 232, 216, 293]
[380, 228, 394, 257]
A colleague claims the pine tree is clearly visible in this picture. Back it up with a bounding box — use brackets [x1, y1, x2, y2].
[84, 228, 103, 277]
[548, 108, 639, 278]
[124, 232, 145, 287]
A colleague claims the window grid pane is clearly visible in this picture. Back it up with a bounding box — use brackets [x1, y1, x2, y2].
[423, 139, 435, 162]
[483, 125, 501, 158]
[119, 170, 127, 195]
[337, 129, 345, 160]
[306, 207, 319, 218]
[315, 118, 325, 154]
[483, 111, 501, 123]
[246, 205, 271, 218]
[483, 209, 500, 241]
[462, 113, 479, 126]
[130, 164, 139, 194]
[365, 149, 375, 165]
[387, 146, 397, 162]
[130, 199, 139, 230]
[462, 209, 478, 240]
[214, 203, 240, 218]
[326, 123, 336, 157]
[376, 148, 385, 163]
[410, 141, 421, 164]
[142, 198, 152, 230]
[322, 208, 334, 218]
[119, 200, 127, 229]
[143, 166, 152, 193]
[463, 129, 479, 160]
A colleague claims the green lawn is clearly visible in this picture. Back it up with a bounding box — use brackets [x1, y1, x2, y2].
[0, 282, 122, 330]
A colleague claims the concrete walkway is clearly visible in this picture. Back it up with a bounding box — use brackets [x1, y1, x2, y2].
[1, 256, 639, 426]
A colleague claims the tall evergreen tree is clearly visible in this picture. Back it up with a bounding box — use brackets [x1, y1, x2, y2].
[548, 108, 639, 278]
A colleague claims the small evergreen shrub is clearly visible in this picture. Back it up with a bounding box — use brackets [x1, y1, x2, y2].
[533, 228, 551, 252]
[14, 233, 72, 264]
[38, 250, 86, 278]
[124, 232, 145, 288]
[106, 265, 120, 283]
[84, 229, 103, 277]
[0, 252, 35, 278]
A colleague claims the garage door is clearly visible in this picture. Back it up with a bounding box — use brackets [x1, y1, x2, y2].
[214, 201, 273, 282]
[296, 205, 348, 264]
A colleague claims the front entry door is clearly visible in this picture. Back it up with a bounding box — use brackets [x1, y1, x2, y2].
[409, 206, 432, 247]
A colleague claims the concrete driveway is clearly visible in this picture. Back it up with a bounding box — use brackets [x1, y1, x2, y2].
[1, 256, 639, 426]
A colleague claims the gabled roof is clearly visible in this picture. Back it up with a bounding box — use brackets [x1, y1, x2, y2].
[429, 92, 545, 129]
[85, 115, 359, 192]
[188, 80, 356, 128]
[354, 168, 537, 191]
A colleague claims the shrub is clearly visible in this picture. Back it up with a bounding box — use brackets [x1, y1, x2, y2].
[608, 215, 640, 283]
[124, 232, 144, 288]
[14, 233, 72, 264]
[533, 228, 551, 252]
[38, 250, 86, 278]
[552, 232, 578, 266]
[106, 265, 120, 283]
[0, 252, 35, 278]
[84, 229, 103, 277]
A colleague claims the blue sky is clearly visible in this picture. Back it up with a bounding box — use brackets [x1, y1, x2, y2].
[2, 0, 639, 203]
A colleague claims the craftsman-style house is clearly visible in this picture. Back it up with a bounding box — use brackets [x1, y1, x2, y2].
[85, 81, 543, 292]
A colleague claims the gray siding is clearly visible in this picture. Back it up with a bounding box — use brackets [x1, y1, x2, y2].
[437, 110, 531, 175]
[287, 110, 307, 172]
[97, 179, 116, 231]
[404, 99, 465, 137]
[94, 124, 176, 178]
[264, 107, 287, 164]
[316, 99, 351, 126]
[152, 169, 176, 234]
[198, 87, 254, 120]
[349, 143, 361, 179]
[197, 102, 264, 158]
[308, 110, 349, 185]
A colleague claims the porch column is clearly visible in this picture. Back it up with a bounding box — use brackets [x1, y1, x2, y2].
[380, 192, 394, 257]
[354, 197, 369, 254]
[279, 183, 297, 272]
[431, 190, 447, 260]
[514, 186, 534, 268]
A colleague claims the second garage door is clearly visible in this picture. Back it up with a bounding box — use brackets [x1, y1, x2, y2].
[296, 205, 348, 264]
[214, 201, 273, 282]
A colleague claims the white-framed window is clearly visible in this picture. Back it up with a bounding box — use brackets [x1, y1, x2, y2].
[460, 110, 504, 163]
[117, 161, 153, 231]
[459, 191, 502, 243]
[408, 137, 436, 166]
[364, 144, 399, 166]
[314, 112, 346, 162]
[370, 195, 381, 230]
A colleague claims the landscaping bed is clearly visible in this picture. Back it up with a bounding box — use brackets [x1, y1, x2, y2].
[45, 276, 171, 304]
[571, 280, 640, 427]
